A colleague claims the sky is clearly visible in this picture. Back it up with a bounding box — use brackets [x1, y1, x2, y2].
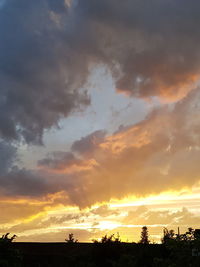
[1, 0, 200, 243]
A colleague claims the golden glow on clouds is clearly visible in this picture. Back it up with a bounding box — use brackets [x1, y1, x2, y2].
[154, 74, 200, 102]
[1, 185, 200, 242]
[100, 126, 151, 154]
[109, 190, 197, 209]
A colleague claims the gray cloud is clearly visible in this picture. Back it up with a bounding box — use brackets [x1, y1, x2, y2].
[0, 0, 90, 143]
[0, 143, 73, 197]
[38, 151, 78, 170]
[71, 130, 106, 156]
[0, 141, 48, 198]
[1, 0, 200, 144]
[0, 168, 56, 197]
[0, 141, 17, 175]
[76, 0, 200, 99]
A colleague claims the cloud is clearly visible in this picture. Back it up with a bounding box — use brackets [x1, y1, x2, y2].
[1, 0, 200, 209]
[38, 151, 98, 174]
[124, 206, 200, 227]
[30, 87, 200, 207]
[0, 88, 200, 207]
[1, 0, 200, 143]
[0, 142, 45, 198]
[0, 148, 71, 198]
[43, 214, 85, 225]
[75, 0, 200, 100]
[90, 205, 119, 217]
[0, 201, 45, 224]
[38, 152, 78, 170]
[0, 168, 55, 197]
[5, 213, 85, 233]
[0, 0, 90, 143]
[0, 202, 122, 241]
[0, 141, 17, 175]
[71, 130, 106, 156]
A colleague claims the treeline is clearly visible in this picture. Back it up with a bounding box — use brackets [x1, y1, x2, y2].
[1, 227, 200, 266]
[65, 226, 200, 244]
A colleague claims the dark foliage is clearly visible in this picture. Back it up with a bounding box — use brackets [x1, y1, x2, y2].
[0, 233, 22, 267]
[93, 233, 121, 244]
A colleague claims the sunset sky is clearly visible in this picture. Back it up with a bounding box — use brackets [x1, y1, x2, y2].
[1, 0, 200, 243]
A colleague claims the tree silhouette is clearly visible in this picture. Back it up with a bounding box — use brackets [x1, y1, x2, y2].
[139, 226, 149, 244]
[65, 233, 78, 243]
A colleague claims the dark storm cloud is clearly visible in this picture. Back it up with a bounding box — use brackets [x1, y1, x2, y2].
[0, 0, 90, 143]
[1, 0, 200, 143]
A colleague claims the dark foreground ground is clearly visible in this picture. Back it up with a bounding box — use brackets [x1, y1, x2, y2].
[2, 242, 200, 267]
